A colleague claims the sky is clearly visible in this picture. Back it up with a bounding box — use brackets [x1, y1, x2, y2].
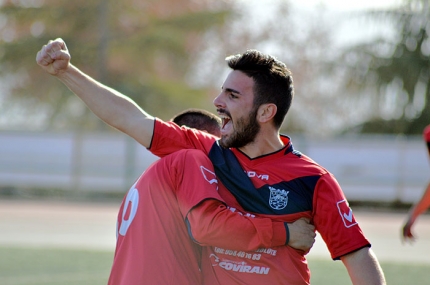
[234, 0, 403, 49]
[293, 0, 403, 48]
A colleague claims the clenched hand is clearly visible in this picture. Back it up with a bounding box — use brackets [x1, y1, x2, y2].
[288, 218, 316, 253]
[36, 38, 71, 76]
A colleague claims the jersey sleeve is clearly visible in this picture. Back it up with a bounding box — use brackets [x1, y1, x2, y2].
[312, 173, 370, 260]
[149, 118, 216, 157]
[185, 199, 288, 251]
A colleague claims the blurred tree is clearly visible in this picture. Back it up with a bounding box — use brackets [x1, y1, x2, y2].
[0, 0, 349, 137]
[338, 0, 430, 135]
[0, 0, 231, 131]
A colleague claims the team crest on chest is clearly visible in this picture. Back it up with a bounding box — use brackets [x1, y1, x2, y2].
[268, 186, 289, 210]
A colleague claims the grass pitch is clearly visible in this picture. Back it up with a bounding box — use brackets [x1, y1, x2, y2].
[1, 246, 429, 285]
[0, 246, 113, 285]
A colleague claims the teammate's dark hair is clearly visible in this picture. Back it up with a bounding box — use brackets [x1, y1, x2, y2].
[171, 108, 221, 137]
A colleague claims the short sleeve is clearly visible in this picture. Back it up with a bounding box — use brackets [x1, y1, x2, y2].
[312, 173, 370, 259]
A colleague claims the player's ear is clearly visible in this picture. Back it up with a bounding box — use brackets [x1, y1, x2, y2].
[257, 103, 277, 123]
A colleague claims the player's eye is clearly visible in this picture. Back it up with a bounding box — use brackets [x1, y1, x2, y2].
[229, 93, 238, 99]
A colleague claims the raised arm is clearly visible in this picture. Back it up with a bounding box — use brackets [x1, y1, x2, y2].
[36, 38, 154, 148]
[341, 247, 386, 285]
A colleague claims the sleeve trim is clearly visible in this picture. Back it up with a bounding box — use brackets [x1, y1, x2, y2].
[333, 244, 371, 260]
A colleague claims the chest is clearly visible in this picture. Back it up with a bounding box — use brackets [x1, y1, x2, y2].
[215, 162, 319, 215]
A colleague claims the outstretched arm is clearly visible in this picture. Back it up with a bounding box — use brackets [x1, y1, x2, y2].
[187, 200, 315, 251]
[402, 181, 430, 242]
[36, 38, 155, 148]
[341, 247, 386, 285]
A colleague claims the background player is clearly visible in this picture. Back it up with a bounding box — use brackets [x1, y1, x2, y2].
[402, 124, 430, 242]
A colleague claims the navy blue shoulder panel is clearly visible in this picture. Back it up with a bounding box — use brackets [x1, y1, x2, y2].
[208, 141, 268, 212]
[259, 176, 319, 214]
[208, 141, 319, 215]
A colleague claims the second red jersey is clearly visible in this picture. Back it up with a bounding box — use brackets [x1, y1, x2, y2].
[150, 119, 370, 285]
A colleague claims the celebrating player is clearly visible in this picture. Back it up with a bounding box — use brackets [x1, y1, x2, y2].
[36, 38, 386, 284]
[109, 108, 313, 284]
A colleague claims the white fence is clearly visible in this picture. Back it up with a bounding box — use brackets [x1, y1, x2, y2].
[0, 131, 428, 203]
[0, 131, 158, 193]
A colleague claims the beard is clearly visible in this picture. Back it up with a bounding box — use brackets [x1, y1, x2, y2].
[219, 106, 260, 149]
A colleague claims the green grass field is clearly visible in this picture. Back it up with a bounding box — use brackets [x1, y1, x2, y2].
[1, 246, 429, 285]
[0, 246, 113, 285]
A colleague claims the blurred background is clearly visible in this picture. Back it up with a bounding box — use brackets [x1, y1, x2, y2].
[1, 0, 430, 199]
[1, 0, 430, 284]
[1, 0, 429, 204]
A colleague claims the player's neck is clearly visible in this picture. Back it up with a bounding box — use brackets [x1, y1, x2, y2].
[238, 131, 283, 159]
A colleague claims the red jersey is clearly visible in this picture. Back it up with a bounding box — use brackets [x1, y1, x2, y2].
[150, 119, 371, 285]
[108, 149, 287, 285]
[424, 125, 430, 142]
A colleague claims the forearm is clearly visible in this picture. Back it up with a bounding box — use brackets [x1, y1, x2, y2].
[409, 182, 430, 220]
[186, 199, 287, 251]
[341, 247, 386, 285]
[56, 64, 155, 147]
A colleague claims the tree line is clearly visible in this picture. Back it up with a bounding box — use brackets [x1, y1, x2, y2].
[0, 0, 428, 136]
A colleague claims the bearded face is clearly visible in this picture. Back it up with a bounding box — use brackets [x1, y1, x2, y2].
[219, 105, 260, 149]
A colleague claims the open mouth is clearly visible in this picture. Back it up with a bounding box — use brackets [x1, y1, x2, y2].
[222, 117, 231, 129]
[217, 109, 231, 130]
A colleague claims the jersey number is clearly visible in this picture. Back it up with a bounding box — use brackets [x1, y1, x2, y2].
[118, 185, 139, 236]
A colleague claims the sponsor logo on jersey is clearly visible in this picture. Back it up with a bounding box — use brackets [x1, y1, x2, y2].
[246, 171, 269, 181]
[337, 199, 357, 228]
[268, 186, 289, 210]
[209, 254, 270, 275]
[228, 207, 256, 218]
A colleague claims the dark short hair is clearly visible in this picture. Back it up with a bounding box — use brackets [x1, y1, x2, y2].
[226, 50, 294, 129]
[171, 108, 221, 136]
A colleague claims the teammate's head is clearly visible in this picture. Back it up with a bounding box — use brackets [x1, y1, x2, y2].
[171, 108, 221, 137]
[225, 50, 294, 130]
